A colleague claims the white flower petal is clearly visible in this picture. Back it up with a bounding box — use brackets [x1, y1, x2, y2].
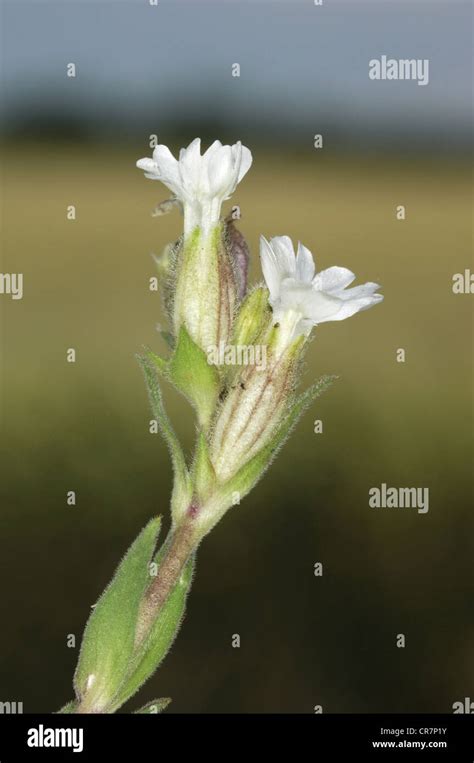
[296, 242, 315, 283]
[180, 138, 202, 193]
[333, 282, 381, 301]
[258, 235, 383, 347]
[237, 145, 253, 182]
[136, 158, 159, 176]
[207, 144, 234, 197]
[152, 143, 177, 167]
[137, 137, 253, 236]
[313, 294, 383, 323]
[313, 266, 356, 293]
[227, 142, 243, 194]
[183, 137, 202, 162]
[150, 144, 182, 194]
[359, 293, 384, 311]
[203, 139, 223, 158]
[259, 235, 283, 302]
[269, 236, 297, 279]
[280, 281, 341, 323]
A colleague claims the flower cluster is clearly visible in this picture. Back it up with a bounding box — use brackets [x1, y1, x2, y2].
[136, 138, 383, 534]
[65, 137, 384, 717]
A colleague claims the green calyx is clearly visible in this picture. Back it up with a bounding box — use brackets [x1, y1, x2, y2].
[172, 224, 238, 357]
[194, 374, 338, 537]
[232, 286, 271, 348]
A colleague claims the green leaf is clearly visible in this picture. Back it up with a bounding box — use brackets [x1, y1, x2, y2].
[138, 354, 192, 518]
[290, 374, 339, 417]
[108, 551, 195, 712]
[169, 326, 219, 430]
[134, 698, 171, 714]
[73, 517, 161, 713]
[192, 431, 216, 502]
[147, 349, 169, 376]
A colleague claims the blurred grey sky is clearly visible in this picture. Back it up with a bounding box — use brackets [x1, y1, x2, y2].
[1, 0, 472, 149]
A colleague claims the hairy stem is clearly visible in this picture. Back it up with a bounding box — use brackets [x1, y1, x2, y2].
[135, 511, 198, 646]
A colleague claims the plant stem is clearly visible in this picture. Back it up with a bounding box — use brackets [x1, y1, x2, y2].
[135, 511, 198, 646]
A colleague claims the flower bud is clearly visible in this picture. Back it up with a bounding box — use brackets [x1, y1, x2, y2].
[209, 332, 303, 484]
[232, 286, 271, 349]
[172, 224, 238, 355]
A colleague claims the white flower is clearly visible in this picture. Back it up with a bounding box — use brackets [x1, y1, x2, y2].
[137, 138, 252, 237]
[260, 235, 383, 347]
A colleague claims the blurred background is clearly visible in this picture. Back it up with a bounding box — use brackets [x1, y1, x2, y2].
[0, 0, 472, 713]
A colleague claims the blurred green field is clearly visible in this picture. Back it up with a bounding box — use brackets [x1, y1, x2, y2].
[0, 142, 472, 713]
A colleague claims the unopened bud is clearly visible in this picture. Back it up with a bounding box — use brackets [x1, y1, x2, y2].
[232, 286, 271, 349]
[173, 225, 238, 355]
[209, 338, 302, 483]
